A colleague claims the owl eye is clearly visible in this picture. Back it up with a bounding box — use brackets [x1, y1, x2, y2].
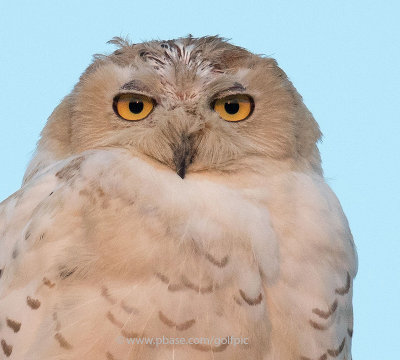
[213, 95, 254, 122]
[113, 94, 154, 121]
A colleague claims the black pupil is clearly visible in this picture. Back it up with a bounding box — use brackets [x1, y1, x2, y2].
[129, 101, 144, 114]
[224, 101, 240, 114]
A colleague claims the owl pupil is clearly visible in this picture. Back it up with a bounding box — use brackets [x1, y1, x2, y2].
[224, 101, 239, 114]
[129, 101, 144, 114]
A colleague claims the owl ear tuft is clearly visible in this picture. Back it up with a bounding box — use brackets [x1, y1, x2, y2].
[23, 95, 74, 184]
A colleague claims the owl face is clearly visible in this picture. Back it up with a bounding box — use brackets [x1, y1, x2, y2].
[37, 36, 322, 180]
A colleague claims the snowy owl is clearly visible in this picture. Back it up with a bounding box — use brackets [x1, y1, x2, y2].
[0, 36, 357, 360]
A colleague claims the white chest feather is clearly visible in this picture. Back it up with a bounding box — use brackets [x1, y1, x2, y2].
[0, 150, 356, 360]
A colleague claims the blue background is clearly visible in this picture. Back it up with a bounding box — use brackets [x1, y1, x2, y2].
[0, 1, 398, 358]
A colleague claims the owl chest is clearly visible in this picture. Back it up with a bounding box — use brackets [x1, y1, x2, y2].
[37, 182, 276, 359]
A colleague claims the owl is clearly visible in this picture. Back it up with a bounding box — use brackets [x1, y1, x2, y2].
[0, 36, 357, 360]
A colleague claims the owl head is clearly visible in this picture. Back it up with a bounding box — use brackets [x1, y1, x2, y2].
[24, 36, 321, 183]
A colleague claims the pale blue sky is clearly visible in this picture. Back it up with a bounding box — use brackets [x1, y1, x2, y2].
[0, 0, 399, 358]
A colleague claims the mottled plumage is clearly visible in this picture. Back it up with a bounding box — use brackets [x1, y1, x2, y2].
[0, 36, 357, 360]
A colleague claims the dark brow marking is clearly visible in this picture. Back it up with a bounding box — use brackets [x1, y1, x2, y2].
[212, 83, 246, 100]
[120, 80, 151, 93]
[231, 82, 246, 91]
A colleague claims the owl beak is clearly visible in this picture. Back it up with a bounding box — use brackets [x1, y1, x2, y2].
[172, 133, 195, 179]
[176, 162, 187, 179]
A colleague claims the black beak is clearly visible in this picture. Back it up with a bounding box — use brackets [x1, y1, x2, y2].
[176, 159, 187, 179]
[172, 133, 195, 179]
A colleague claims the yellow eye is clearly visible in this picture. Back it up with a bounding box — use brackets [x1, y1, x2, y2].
[113, 94, 154, 121]
[213, 94, 254, 122]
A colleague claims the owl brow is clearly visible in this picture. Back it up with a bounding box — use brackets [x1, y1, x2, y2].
[120, 80, 151, 93]
[213, 82, 246, 99]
